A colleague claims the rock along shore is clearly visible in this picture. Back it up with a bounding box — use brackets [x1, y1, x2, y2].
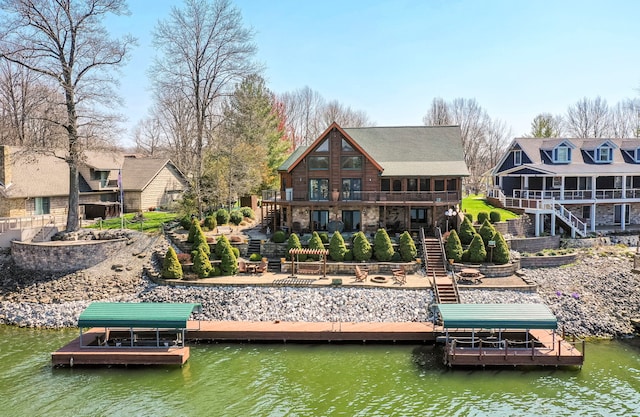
[0, 232, 638, 338]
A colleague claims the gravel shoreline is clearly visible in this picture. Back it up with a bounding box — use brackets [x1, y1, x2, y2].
[0, 233, 638, 338]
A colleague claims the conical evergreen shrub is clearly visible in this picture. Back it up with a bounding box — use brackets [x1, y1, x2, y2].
[191, 223, 210, 256]
[286, 233, 306, 261]
[329, 231, 347, 261]
[491, 230, 510, 265]
[458, 216, 476, 245]
[220, 245, 238, 275]
[308, 231, 325, 261]
[398, 231, 418, 261]
[467, 234, 487, 263]
[162, 247, 183, 279]
[192, 246, 213, 278]
[215, 234, 230, 259]
[445, 229, 463, 263]
[373, 229, 394, 261]
[187, 219, 199, 243]
[478, 219, 496, 251]
[352, 232, 372, 261]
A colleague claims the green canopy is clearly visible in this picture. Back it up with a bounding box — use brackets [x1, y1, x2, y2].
[78, 302, 202, 329]
[437, 303, 557, 330]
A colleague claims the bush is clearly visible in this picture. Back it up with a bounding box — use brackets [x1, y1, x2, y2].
[232, 247, 240, 259]
[187, 219, 200, 243]
[391, 251, 402, 262]
[220, 248, 238, 276]
[464, 213, 473, 223]
[329, 231, 347, 261]
[214, 234, 230, 259]
[461, 249, 470, 262]
[352, 232, 372, 262]
[398, 231, 418, 261]
[180, 216, 193, 230]
[240, 206, 255, 219]
[272, 230, 286, 243]
[203, 215, 217, 231]
[210, 265, 222, 276]
[467, 234, 487, 263]
[192, 227, 210, 256]
[477, 211, 489, 225]
[373, 229, 394, 261]
[489, 211, 501, 223]
[319, 232, 329, 244]
[215, 208, 230, 225]
[445, 229, 463, 263]
[307, 231, 325, 261]
[491, 231, 510, 264]
[286, 233, 306, 261]
[192, 246, 213, 278]
[458, 216, 476, 245]
[478, 219, 496, 250]
[161, 247, 183, 279]
[344, 249, 354, 261]
[249, 253, 262, 261]
[229, 210, 243, 225]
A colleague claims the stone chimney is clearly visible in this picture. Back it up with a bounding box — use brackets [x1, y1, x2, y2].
[0, 146, 11, 186]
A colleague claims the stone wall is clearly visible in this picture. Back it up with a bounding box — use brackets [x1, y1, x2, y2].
[451, 261, 520, 277]
[12, 238, 127, 272]
[280, 261, 421, 275]
[508, 235, 560, 253]
[519, 253, 577, 268]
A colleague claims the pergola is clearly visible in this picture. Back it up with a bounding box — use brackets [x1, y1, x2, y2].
[288, 248, 329, 278]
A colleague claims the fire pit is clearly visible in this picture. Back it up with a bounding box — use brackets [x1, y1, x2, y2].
[371, 276, 388, 284]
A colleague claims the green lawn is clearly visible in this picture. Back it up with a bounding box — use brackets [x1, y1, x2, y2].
[83, 211, 179, 233]
[460, 195, 519, 221]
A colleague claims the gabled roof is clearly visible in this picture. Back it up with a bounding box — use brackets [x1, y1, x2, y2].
[279, 122, 469, 177]
[580, 139, 618, 151]
[121, 157, 188, 191]
[540, 138, 575, 151]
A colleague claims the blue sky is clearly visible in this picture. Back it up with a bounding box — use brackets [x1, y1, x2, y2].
[112, 0, 640, 145]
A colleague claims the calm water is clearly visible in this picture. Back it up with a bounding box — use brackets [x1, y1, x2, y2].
[1, 326, 639, 417]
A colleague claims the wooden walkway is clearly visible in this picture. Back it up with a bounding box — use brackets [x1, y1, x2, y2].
[443, 329, 584, 367]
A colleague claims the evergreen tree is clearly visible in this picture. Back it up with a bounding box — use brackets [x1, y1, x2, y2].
[478, 219, 496, 250]
[286, 233, 306, 261]
[491, 230, 510, 265]
[308, 231, 325, 261]
[398, 231, 418, 261]
[215, 234, 231, 259]
[187, 219, 199, 243]
[220, 245, 238, 275]
[445, 230, 463, 263]
[467, 234, 487, 263]
[193, 246, 213, 278]
[162, 247, 183, 279]
[373, 229, 394, 261]
[459, 216, 476, 245]
[329, 231, 348, 261]
[352, 232, 372, 262]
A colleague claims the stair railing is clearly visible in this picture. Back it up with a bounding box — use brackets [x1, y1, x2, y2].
[419, 227, 429, 276]
[434, 227, 449, 272]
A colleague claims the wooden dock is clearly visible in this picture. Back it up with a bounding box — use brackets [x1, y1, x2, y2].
[52, 329, 190, 367]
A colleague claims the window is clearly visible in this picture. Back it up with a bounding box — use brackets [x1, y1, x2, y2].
[35, 197, 50, 215]
[315, 139, 329, 152]
[582, 206, 591, 220]
[411, 208, 427, 223]
[381, 178, 390, 191]
[434, 179, 445, 191]
[92, 170, 109, 187]
[393, 179, 402, 191]
[552, 177, 562, 188]
[554, 145, 570, 163]
[447, 179, 457, 191]
[578, 177, 592, 190]
[342, 210, 361, 231]
[341, 139, 354, 151]
[614, 176, 623, 189]
[342, 178, 361, 200]
[614, 204, 630, 225]
[419, 178, 430, 191]
[597, 146, 612, 163]
[407, 178, 418, 191]
[514, 150, 522, 165]
[312, 210, 329, 230]
[308, 156, 329, 170]
[309, 179, 329, 200]
[636, 148, 640, 162]
[341, 156, 362, 170]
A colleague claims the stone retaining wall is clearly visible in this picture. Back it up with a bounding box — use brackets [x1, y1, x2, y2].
[519, 253, 577, 268]
[12, 239, 127, 272]
[279, 261, 421, 275]
[508, 235, 560, 253]
[451, 261, 520, 278]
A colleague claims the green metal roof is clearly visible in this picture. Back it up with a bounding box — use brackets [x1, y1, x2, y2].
[78, 302, 202, 329]
[437, 304, 557, 330]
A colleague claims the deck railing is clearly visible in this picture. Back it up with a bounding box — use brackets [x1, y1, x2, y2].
[511, 188, 640, 201]
[263, 189, 460, 204]
[0, 215, 59, 234]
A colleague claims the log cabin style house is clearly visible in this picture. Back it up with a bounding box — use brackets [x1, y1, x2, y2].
[262, 122, 469, 236]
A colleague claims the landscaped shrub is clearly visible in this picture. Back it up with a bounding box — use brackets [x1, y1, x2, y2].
[391, 251, 402, 262]
[374, 229, 394, 261]
[180, 216, 193, 230]
[229, 210, 243, 225]
[491, 230, 510, 265]
[318, 232, 329, 244]
[187, 219, 200, 243]
[489, 210, 501, 223]
[162, 247, 183, 279]
[286, 233, 306, 261]
[249, 253, 262, 261]
[461, 249, 470, 262]
[192, 246, 213, 278]
[231, 247, 240, 259]
[344, 249, 354, 261]
[215, 234, 231, 259]
[210, 265, 222, 276]
[215, 208, 230, 225]
[467, 234, 487, 263]
[329, 231, 347, 261]
[203, 215, 217, 231]
[398, 231, 418, 261]
[220, 247, 238, 275]
[307, 231, 325, 261]
[458, 216, 476, 245]
[477, 211, 489, 225]
[445, 229, 463, 263]
[272, 230, 286, 243]
[192, 226, 210, 256]
[352, 232, 372, 262]
[478, 219, 496, 250]
[464, 213, 473, 223]
[239, 206, 255, 219]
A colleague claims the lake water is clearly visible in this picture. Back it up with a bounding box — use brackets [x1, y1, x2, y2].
[1, 326, 639, 416]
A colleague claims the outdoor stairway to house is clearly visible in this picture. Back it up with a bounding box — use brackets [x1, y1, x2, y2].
[247, 239, 262, 257]
[434, 278, 459, 304]
[423, 238, 448, 277]
[420, 231, 460, 304]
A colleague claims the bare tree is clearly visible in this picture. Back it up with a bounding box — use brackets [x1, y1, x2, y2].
[151, 0, 258, 216]
[320, 100, 372, 129]
[610, 99, 640, 138]
[0, 0, 134, 231]
[566, 96, 610, 138]
[529, 113, 564, 137]
[422, 97, 452, 126]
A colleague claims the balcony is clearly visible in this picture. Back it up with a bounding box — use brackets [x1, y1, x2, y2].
[511, 188, 640, 201]
[262, 189, 460, 204]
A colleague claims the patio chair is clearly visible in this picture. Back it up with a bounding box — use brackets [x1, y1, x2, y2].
[354, 265, 368, 282]
[392, 267, 406, 285]
[255, 259, 267, 274]
[238, 260, 247, 274]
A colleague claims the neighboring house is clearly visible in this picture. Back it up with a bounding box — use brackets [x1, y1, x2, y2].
[262, 122, 468, 235]
[0, 146, 189, 222]
[490, 137, 640, 237]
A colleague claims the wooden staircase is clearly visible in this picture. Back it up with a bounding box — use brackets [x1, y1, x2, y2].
[421, 229, 460, 304]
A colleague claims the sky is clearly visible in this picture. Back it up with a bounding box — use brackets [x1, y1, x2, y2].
[110, 0, 640, 146]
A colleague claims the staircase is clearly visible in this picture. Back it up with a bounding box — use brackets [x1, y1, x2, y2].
[420, 228, 460, 304]
[247, 238, 262, 256]
[423, 238, 448, 277]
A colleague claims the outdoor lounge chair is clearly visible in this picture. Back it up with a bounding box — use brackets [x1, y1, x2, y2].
[255, 259, 267, 274]
[392, 267, 406, 285]
[238, 260, 247, 274]
[354, 265, 368, 282]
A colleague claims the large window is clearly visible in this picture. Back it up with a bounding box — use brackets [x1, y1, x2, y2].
[434, 179, 445, 191]
[341, 139, 354, 151]
[381, 178, 390, 191]
[312, 210, 329, 231]
[341, 156, 362, 170]
[554, 145, 570, 163]
[407, 178, 418, 191]
[35, 197, 50, 215]
[315, 139, 329, 152]
[342, 210, 361, 232]
[614, 204, 630, 225]
[309, 179, 329, 200]
[393, 179, 402, 191]
[411, 208, 427, 223]
[420, 178, 430, 191]
[342, 178, 361, 200]
[308, 156, 329, 170]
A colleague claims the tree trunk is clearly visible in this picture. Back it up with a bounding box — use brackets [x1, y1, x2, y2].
[66, 161, 80, 232]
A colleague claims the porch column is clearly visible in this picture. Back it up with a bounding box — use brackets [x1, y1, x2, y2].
[560, 177, 565, 201]
[622, 175, 627, 199]
[523, 176, 529, 198]
[590, 203, 596, 232]
[534, 212, 541, 237]
[550, 212, 556, 236]
[592, 175, 597, 199]
[621, 204, 627, 232]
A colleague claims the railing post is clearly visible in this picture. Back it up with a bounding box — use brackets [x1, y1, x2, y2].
[557, 340, 561, 357]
